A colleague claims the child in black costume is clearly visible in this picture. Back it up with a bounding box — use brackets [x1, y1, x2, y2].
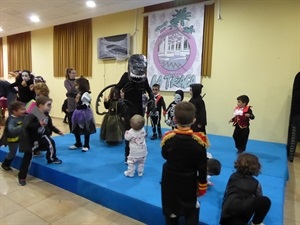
[61, 98, 68, 123]
[220, 153, 271, 225]
[9, 70, 35, 104]
[147, 84, 166, 140]
[101, 87, 126, 143]
[229, 95, 255, 154]
[0, 101, 26, 171]
[161, 101, 208, 225]
[189, 83, 207, 133]
[17, 96, 63, 186]
[165, 90, 184, 130]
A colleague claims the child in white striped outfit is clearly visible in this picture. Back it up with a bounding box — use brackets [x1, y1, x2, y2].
[124, 114, 147, 177]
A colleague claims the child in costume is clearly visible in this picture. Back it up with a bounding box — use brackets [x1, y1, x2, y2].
[61, 98, 68, 123]
[220, 153, 271, 225]
[206, 152, 221, 186]
[229, 95, 255, 154]
[189, 83, 207, 133]
[10, 70, 35, 104]
[161, 101, 208, 225]
[165, 90, 184, 130]
[142, 91, 148, 117]
[17, 96, 63, 186]
[0, 101, 26, 171]
[124, 114, 147, 177]
[147, 83, 166, 140]
[70, 76, 96, 152]
[25, 82, 50, 114]
[26, 82, 62, 158]
[100, 87, 126, 144]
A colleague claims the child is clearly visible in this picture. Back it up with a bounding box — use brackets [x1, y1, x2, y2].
[33, 82, 50, 98]
[10, 70, 35, 104]
[18, 96, 63, 186]
[206, 152, 221, 186]
[69, 76, 96, 152]
[147, 84, 166, 140]
[161, 101, 208, 225]
[220, 153, 271, 225]
[62, 98, 68, 123]
[229, 95, 255, 154]
[0, 101, 26, 171]
[100, 87, 126, 143]
[124, 114, 147, 177]
[25, 82, 50, 114]
[165, 89, 184, 130]
[142, 91, 148, 117]
[189, 83, 207, 133]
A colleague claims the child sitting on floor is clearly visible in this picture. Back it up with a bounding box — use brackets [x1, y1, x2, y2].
[206, 152, 221, 186]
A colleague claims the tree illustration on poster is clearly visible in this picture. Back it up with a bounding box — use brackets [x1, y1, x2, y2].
[147, 3, 204, 91]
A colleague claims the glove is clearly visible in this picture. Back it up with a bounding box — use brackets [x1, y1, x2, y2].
[165, 119, 171, 126]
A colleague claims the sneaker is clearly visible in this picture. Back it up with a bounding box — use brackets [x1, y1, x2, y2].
[124, 171, 134, 177]
[158, 133, 162, 138]
[69, 144, 82, 150]
[1, 164, 13, 171]
[138, 172, 143, 177]
[82, 147, 89, 152]
[251, 223, 265, 225]
[18, 178, 26, 186]
[48, 158, 62, 164]
[63, 120, 68, 124]
[150, 134, 157, 140]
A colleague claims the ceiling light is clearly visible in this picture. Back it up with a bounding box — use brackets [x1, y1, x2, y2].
[86, 1, 96, 8]
[30, 15, 40, 23]
[0, 27, 3, 32]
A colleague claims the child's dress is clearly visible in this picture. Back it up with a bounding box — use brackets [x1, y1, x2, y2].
[72, 92, 96, 135]
[100, 99, 125, 142]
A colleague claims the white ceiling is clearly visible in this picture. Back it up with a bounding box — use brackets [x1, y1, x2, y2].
[0, 0, 173, 37]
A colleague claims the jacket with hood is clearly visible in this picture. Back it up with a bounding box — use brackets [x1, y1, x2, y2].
[189, 84, 207, 133]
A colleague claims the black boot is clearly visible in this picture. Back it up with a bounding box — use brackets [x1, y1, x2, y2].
[151, 133, 158, 140]
[1, 159, 13, 171]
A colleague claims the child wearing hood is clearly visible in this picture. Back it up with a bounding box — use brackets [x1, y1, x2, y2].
[189, 84, 207, 133]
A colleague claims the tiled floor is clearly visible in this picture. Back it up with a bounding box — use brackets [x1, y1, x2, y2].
[0, 117, 299, 225]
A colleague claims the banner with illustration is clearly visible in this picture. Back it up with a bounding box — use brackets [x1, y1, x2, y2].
[147, 3, 205, 91]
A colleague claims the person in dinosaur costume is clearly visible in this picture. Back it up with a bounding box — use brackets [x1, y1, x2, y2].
[114, 54, 153, 163]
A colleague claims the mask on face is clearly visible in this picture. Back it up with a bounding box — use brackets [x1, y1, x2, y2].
[174, 94, 182, 103]
[128, 54, 147, 83]
[21, 72, 30, 82]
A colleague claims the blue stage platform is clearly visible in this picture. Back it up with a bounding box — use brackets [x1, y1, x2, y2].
[0, 129, 288, 225]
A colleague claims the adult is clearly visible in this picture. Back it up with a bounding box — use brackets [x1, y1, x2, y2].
[115, 54, 153, 162]
[64, 67, 77, 132]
